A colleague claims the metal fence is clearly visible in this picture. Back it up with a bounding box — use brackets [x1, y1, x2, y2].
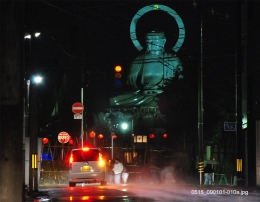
[40, 160, 69, 186]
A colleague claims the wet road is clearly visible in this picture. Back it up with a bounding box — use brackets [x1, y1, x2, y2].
[32, 183, 260, 202]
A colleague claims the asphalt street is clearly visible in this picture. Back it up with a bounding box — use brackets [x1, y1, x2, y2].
[25, 183, 260, 202]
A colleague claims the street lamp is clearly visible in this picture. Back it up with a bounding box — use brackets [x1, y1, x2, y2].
[24, 75, 42, 193]
[121, 119, 134, 162]
[33, 75, 42, 83]
[24, 32, 41, 39]
[121, 123, 128, 130]
[23, 77, 43, 191]
[23, 30, 42, 192]
[104, 113, 116, 160]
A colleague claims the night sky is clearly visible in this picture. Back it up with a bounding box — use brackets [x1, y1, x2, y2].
[24, 0, 237, 141]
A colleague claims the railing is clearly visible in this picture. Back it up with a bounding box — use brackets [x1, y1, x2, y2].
[40, 171, 69, 186]
[40, 160, 69, 185]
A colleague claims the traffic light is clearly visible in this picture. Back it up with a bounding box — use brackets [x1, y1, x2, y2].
[114, 65, 122, 87]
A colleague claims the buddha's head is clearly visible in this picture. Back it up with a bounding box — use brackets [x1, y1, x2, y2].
[146, 30, 166, 55]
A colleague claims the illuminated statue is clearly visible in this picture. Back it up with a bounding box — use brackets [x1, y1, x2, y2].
[109, 30, 183, 107]
[94, 4, 185, 136]
[128, 31, 183, 93]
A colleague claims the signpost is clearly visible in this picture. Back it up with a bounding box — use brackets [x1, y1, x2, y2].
[72, 102, 84, 114]
[74, 113, 83, 119]
[72, 100, 84, 148]
[58, 131, 70, 160]
[58, 131, 70, 143]
[224, 122, 236, 131]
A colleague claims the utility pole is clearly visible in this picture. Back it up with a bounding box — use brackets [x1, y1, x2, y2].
[29, 82, 39, 192]
[198, 2, 204, 185]
[131, 119, 134, 162]
[81, 87, 84, 148]
[28, 32, 42, 193]
[235, 0, 243, 183]
[26, 18, 42, 194]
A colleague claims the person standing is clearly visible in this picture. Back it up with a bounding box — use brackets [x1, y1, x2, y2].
[204, 164, 213, 185]
[107, 160, 114, 184]
[121, 163, 129, 184]
[112, 158, 124, 184]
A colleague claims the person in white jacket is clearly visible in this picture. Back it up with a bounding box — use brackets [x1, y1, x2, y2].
[113, 158, 124, 184]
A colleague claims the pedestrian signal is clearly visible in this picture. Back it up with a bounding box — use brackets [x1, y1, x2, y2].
[114, 65, 122, 87]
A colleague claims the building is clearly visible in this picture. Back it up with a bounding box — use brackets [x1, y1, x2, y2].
[245, 0, 260, 186]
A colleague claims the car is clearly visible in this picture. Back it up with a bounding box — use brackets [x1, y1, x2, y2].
[68, 147, 107, 187]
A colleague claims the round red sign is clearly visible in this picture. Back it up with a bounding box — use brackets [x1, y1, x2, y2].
[58, 132, 70, 143]
[72, 102, 84, 114]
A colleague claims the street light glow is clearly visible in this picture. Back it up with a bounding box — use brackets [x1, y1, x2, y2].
[35, 32, 41, 37]
[24, 33, 31, 39]
[33, 76, 42, 83]
[24, 32, 41, 39]
[121, 123, 128, 130]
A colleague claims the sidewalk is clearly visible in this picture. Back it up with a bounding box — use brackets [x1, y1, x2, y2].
[24, 190, 51, 202]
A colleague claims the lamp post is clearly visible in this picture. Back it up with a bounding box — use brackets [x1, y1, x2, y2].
[121, 119, 134, 163]
[111, 128, 114, 160]
[23, 31, 41, 192]
[23, 79, 30, 190]
[28, 75, 42, 192]
[105, 113, 116, 160]
[131, 119, 134, 161]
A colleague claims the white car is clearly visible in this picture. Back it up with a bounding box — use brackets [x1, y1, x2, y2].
[68, 148, 106, 187]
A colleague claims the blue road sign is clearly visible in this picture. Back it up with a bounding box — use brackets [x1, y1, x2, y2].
[224, 122, 236, 131]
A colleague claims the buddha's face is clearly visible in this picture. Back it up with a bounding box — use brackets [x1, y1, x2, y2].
[146, 32, 166, 55]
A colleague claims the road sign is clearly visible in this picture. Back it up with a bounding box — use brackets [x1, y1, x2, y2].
[74, 113, 82, 119]
[224, 122, 236, 131]
[58, 131, 70, 143]
[72, 102, 84, 114]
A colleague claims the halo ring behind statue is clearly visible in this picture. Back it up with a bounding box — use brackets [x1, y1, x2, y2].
[130, 4, 185, 52]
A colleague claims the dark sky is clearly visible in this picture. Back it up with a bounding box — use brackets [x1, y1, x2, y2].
[25, 0, 237, 137]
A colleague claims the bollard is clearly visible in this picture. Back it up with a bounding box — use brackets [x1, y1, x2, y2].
[233, 175, 237, 186]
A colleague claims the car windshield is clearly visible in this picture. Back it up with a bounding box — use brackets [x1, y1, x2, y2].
[72, 149, 100, 162]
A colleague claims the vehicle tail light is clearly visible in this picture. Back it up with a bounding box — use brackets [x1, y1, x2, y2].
[82, 147, 89, 151]
[69, 153, 73, 164]
[69, 154, 73, 170]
